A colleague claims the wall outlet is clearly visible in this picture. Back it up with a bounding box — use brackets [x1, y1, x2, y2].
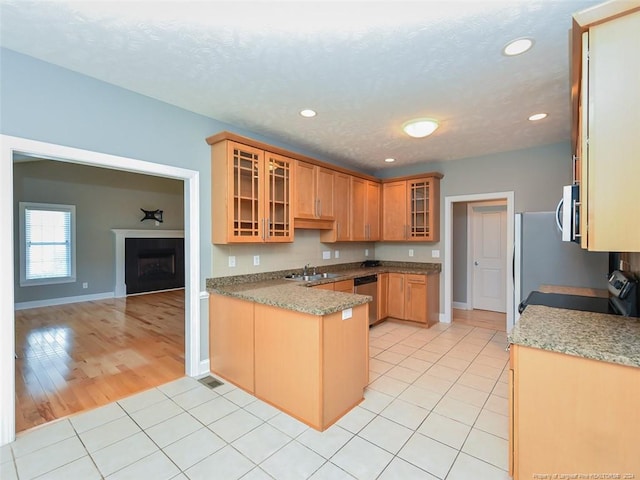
[253, 255, 260, 266]
[82, 282, 88, 289]
[342, 308, 353, 320]
[432, 249, 440, 258]
[409, 249, 414, 257]
[365, 249, 369, 257]
[322, 250, 331, 260]
[228, 256, 236, 267]
[334, 250, 340, 259]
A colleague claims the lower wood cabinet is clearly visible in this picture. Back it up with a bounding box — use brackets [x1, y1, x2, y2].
[209, 293, 368, 431]
[509, 344, 640, 478]
[386, 272, 439, 327]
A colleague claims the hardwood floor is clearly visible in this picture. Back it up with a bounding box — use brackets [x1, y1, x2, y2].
[14, 290, 185, 433]
[452, 308, 506, 331]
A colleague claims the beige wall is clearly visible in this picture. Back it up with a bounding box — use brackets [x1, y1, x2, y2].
[212, 229, 375, 277]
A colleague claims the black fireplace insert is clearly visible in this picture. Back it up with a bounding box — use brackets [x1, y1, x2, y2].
[125, 237, 185, 294]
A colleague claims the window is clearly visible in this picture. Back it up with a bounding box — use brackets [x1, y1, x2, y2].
[20, 202, 76, 286]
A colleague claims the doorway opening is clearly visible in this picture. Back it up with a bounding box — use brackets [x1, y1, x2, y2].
[1, 134, 201, 445]
[443, 192, 515, 333]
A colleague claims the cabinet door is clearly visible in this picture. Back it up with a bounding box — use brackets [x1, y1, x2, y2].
[377, 273, 389, 321]
[228, 141, 265, 243]
[405, 274, 427, 323]
[264, 152, 293, 242]
[316, 167, 335, 220]
[209, 294, 255, 392]
[387, 273, 405, 319]
[350, 177, 367, 241]
[294, 160, 317, 219]
[382, 181, 408, 240]
[366, 181, 381, 241]
[584, 11, 640, 251]
[313, 283, 334, 291]
[333, 279, 354, 293]
[334, 173, 351, 241]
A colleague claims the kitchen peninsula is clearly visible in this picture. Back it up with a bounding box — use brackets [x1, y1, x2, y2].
[207, 261, 440, 430]
[508, 305, 640, 478]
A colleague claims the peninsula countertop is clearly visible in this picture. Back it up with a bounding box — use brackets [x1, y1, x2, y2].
[509, 304, 640, 368]
[206, 261, 441, 316]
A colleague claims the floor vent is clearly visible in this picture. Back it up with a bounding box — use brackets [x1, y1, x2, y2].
[198, 376, 224, 389]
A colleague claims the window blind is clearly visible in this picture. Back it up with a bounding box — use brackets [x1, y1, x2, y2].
[24, 207, 72, 280]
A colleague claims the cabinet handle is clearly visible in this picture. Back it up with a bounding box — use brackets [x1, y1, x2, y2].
[318, 199, 322, 217]
[261, 218, 265, 241]
[266, 217, 271, 240]
[408, 283, 411, 301]
[337, 221, 340, 238]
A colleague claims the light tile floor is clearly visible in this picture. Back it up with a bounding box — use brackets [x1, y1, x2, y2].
[2, 321, 511, 480]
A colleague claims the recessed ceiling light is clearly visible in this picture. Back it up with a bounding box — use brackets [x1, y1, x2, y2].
[503, 37, 534, 56]
[528, 113, 548, 121]
[384, 158, 396, 163]
[299, 109, 317, 118]
[402, 118, 439, 138]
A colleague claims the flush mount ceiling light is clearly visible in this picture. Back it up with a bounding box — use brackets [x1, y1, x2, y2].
[299, 109, 317, 118]
[402, 118, 439, 138]
[384, 158, 396, 163]
[528, 113, 548, 121]
[503, 37, 534, 56]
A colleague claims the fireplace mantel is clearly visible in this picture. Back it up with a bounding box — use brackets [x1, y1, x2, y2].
[112, 229, 184, 297]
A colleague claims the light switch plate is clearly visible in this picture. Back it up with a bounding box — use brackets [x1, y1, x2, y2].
[365, 249, 369, 257]
[322, 250, 331, 260]
[334, 250, 340, 259]
[432, 250, 440, 258]
[409, 249, 414, 257]
[253, 255, 260, 266]
[228, 256, 236, 267]
[342, 308, 353, 320]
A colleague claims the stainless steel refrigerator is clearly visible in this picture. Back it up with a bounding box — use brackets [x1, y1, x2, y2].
[514, 212, 609, 316]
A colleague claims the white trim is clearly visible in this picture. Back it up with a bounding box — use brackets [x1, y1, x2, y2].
[199, 291, 210, 300]
[444, 191, 515, 333]
[15, 292, 115, 310]
[0, 134, 201, 446]
[198, 359, 211, 376]
[452, 301, 471, 310]
[112, 229, 185, 297]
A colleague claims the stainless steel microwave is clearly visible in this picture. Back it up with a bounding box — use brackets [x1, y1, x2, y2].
[556, 184, 580, 243]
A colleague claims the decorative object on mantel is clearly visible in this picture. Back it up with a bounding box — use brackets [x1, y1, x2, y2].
[140, 208, 163, 223]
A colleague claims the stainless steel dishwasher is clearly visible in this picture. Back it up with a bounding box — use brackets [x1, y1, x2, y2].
[354, 274, 378, 326]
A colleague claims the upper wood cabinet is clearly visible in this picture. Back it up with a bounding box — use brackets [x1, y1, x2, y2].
[382, 174, 442, 242]
[572, 5, 640, 251]
[320, 172, 351, 243]
[351, 178, 380, 241]
[210, 139, 293, 244]
[294, 161, 334, 221]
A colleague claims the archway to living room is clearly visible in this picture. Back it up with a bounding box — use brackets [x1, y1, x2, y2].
[0, 135, 201, 445]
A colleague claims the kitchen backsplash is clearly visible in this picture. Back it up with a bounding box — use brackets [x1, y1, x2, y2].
[211, 229, 376, 277]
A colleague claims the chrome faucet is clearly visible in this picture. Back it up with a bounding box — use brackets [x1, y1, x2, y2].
[303, 263, 310, 276]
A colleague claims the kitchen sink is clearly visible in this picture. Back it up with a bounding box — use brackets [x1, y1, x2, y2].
[284, 272, 342, 282]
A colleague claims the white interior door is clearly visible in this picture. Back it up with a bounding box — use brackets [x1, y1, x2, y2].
[471, 203, 507, 312]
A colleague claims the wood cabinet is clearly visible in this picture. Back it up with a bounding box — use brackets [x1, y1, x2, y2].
[382, 174, 442, 242]
[209, 294, 255, 392]
[209, 292, 368, 431]
[312, 279, 353, 293]
[386, 272, 439, 326]
[320, 172, 351, 243]
[509, 343, 640, 478]
[209, 140, 294, 244]
[572, 6, 640, 251]
[377, 273, 388, 321]
[351, 177, 380, 241]
[294, 161, 334, 221]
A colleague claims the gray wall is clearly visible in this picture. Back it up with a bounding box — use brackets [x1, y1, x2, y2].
[13, 160, 184, 303]
[452, 202, 468, 304]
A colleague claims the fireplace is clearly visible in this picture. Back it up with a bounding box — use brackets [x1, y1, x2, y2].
[125, 237, 185, 294]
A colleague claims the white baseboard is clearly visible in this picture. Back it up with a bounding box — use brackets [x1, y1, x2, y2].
[15, 292, 115, 310]
[452, 301, 471, 310]
[198, 359, 211, 376]
[439, 312, 450, 323]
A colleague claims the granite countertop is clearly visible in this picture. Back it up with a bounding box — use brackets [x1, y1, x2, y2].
[206, 261, 441, 316]
[509, 304, 640, 368]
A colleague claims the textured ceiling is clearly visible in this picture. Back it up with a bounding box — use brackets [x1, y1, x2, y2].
[0, 0, 602, 173]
